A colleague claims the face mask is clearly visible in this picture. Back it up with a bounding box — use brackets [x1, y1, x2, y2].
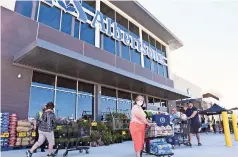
[136, 101, 143, 106]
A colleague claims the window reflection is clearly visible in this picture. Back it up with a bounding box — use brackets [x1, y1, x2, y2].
[74, 19, 80, 39]
[80, 20, 95, 45]
[118, 100, 131, 114]
[161, 100, 167, 107]
[147, 97, 154, 110]
[55, 91, 76, 118]
[153, 61, 158, 73]
[118, 91, 131, 113]
[116, 13, 130, 60]
[164, 66, 169, 78]
[101, 97, 117, 113]
[15, 1, 33, 18]
[29, 87, 54, 118]
[61, 12, 73, 35]
[101, 87, 116, 113]
[162, 45, 167, 57]
[101, 2, 116, 54]
[38, 3, 61, 30]
[78, 94, 93, 119]
[144, 56, 151, 70]
[158, 63, 164, 76]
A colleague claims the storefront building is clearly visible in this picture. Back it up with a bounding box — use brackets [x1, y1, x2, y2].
[1, 0, 189, 120]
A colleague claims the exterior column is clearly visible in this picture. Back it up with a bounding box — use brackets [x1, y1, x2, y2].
[95, 84, 102, 121]
[95, 0, 101, 48]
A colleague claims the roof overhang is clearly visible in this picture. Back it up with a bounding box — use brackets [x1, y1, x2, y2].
[111, 1, 183, 50]
[14, 39, 190, 100]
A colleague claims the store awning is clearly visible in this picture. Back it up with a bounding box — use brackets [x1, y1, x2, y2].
[14, 39, 189, 100]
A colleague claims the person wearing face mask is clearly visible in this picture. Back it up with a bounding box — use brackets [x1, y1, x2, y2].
[130, 95, 151, 157]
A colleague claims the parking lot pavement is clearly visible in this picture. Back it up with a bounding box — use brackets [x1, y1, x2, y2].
[1, 134, 238, 157]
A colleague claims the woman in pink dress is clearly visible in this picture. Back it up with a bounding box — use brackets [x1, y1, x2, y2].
[130, 95, 151, 157]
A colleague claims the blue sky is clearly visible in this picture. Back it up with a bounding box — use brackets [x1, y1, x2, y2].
[138, 0, 238, 108]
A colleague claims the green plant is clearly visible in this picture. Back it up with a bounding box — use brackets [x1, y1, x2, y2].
[102, 131, 112, 145]
[91, 131, 100, 142]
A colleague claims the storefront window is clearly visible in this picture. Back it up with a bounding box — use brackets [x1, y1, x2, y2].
[164, 66, 169, 78]
[144, 56, 151, 70]
[162, 45, 167, 57]
[147, 97, 154, 110]
[38, 2, 61, 30]
[55, 91, 76, 118]
[101, 87, 117, 113]
[78, 94, 93, 119]
[116, 13, 130, 60]
[101, 2, 116, 54]
[80, 16, 95, 45]
[80, 23, 95, 45]
[154, 99, 161, 107]
[77, 82, 94, 119]
[61, 12, 73, 35]
[118, 91, 132, 113]
[32, 72, 55, 88]
[15, 1, 33, 18]
[142, 32, 151, 69]
[153, 61, 158, 74]
[156, 41, 162, 55]
[29, 87, 54, 118]
[158, 63, 164, 76]
[57, 77, 77, 93]
[74, 19, 80, 39]
[129, 22, 141, 65]
[161, 100, 167, 107]
[78, 81, 94, 95]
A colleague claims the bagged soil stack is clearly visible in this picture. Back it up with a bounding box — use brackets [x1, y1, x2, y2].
[8, 113, 18, 147]
[16, 120, 33, 146]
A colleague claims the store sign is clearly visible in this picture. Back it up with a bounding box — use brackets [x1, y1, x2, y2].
[42, 0, 165, 65]
[42, 0, 87, 23]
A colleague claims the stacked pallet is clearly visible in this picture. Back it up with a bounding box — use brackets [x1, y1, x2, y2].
[16, 120, 34, 146]
[8, 114, 18, 147]
[0, 112, 10, 148]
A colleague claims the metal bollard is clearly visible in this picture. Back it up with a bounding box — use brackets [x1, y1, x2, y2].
[222, 111, 232, 147]
[231, 113, 238, 141]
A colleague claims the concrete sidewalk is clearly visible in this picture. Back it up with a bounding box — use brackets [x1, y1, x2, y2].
[1, 134, 238, 157]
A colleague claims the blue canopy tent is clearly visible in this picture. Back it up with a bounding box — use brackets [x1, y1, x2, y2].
[199, 103, 227, 115]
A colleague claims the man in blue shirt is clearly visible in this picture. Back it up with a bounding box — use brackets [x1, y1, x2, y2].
[185, 101, 202, 146]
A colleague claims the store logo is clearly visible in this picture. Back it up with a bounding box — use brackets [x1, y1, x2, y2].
[42, 0, 87, 23]
[160, 117, 166, 123]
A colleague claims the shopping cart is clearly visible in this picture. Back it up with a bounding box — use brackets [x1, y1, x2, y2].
[172, 118, 191, 147]
[142, 123, 174, 157]
[54, 122, 91, 157]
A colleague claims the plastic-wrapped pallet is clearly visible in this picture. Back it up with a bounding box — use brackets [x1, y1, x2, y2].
[8, 114, 18, 147]
[0, 112, 10, 133]
[1, 113, 10, 148]
[150, 138, 173, 155]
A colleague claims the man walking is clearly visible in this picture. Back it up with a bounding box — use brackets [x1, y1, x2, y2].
[185, 101, 202, 146]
